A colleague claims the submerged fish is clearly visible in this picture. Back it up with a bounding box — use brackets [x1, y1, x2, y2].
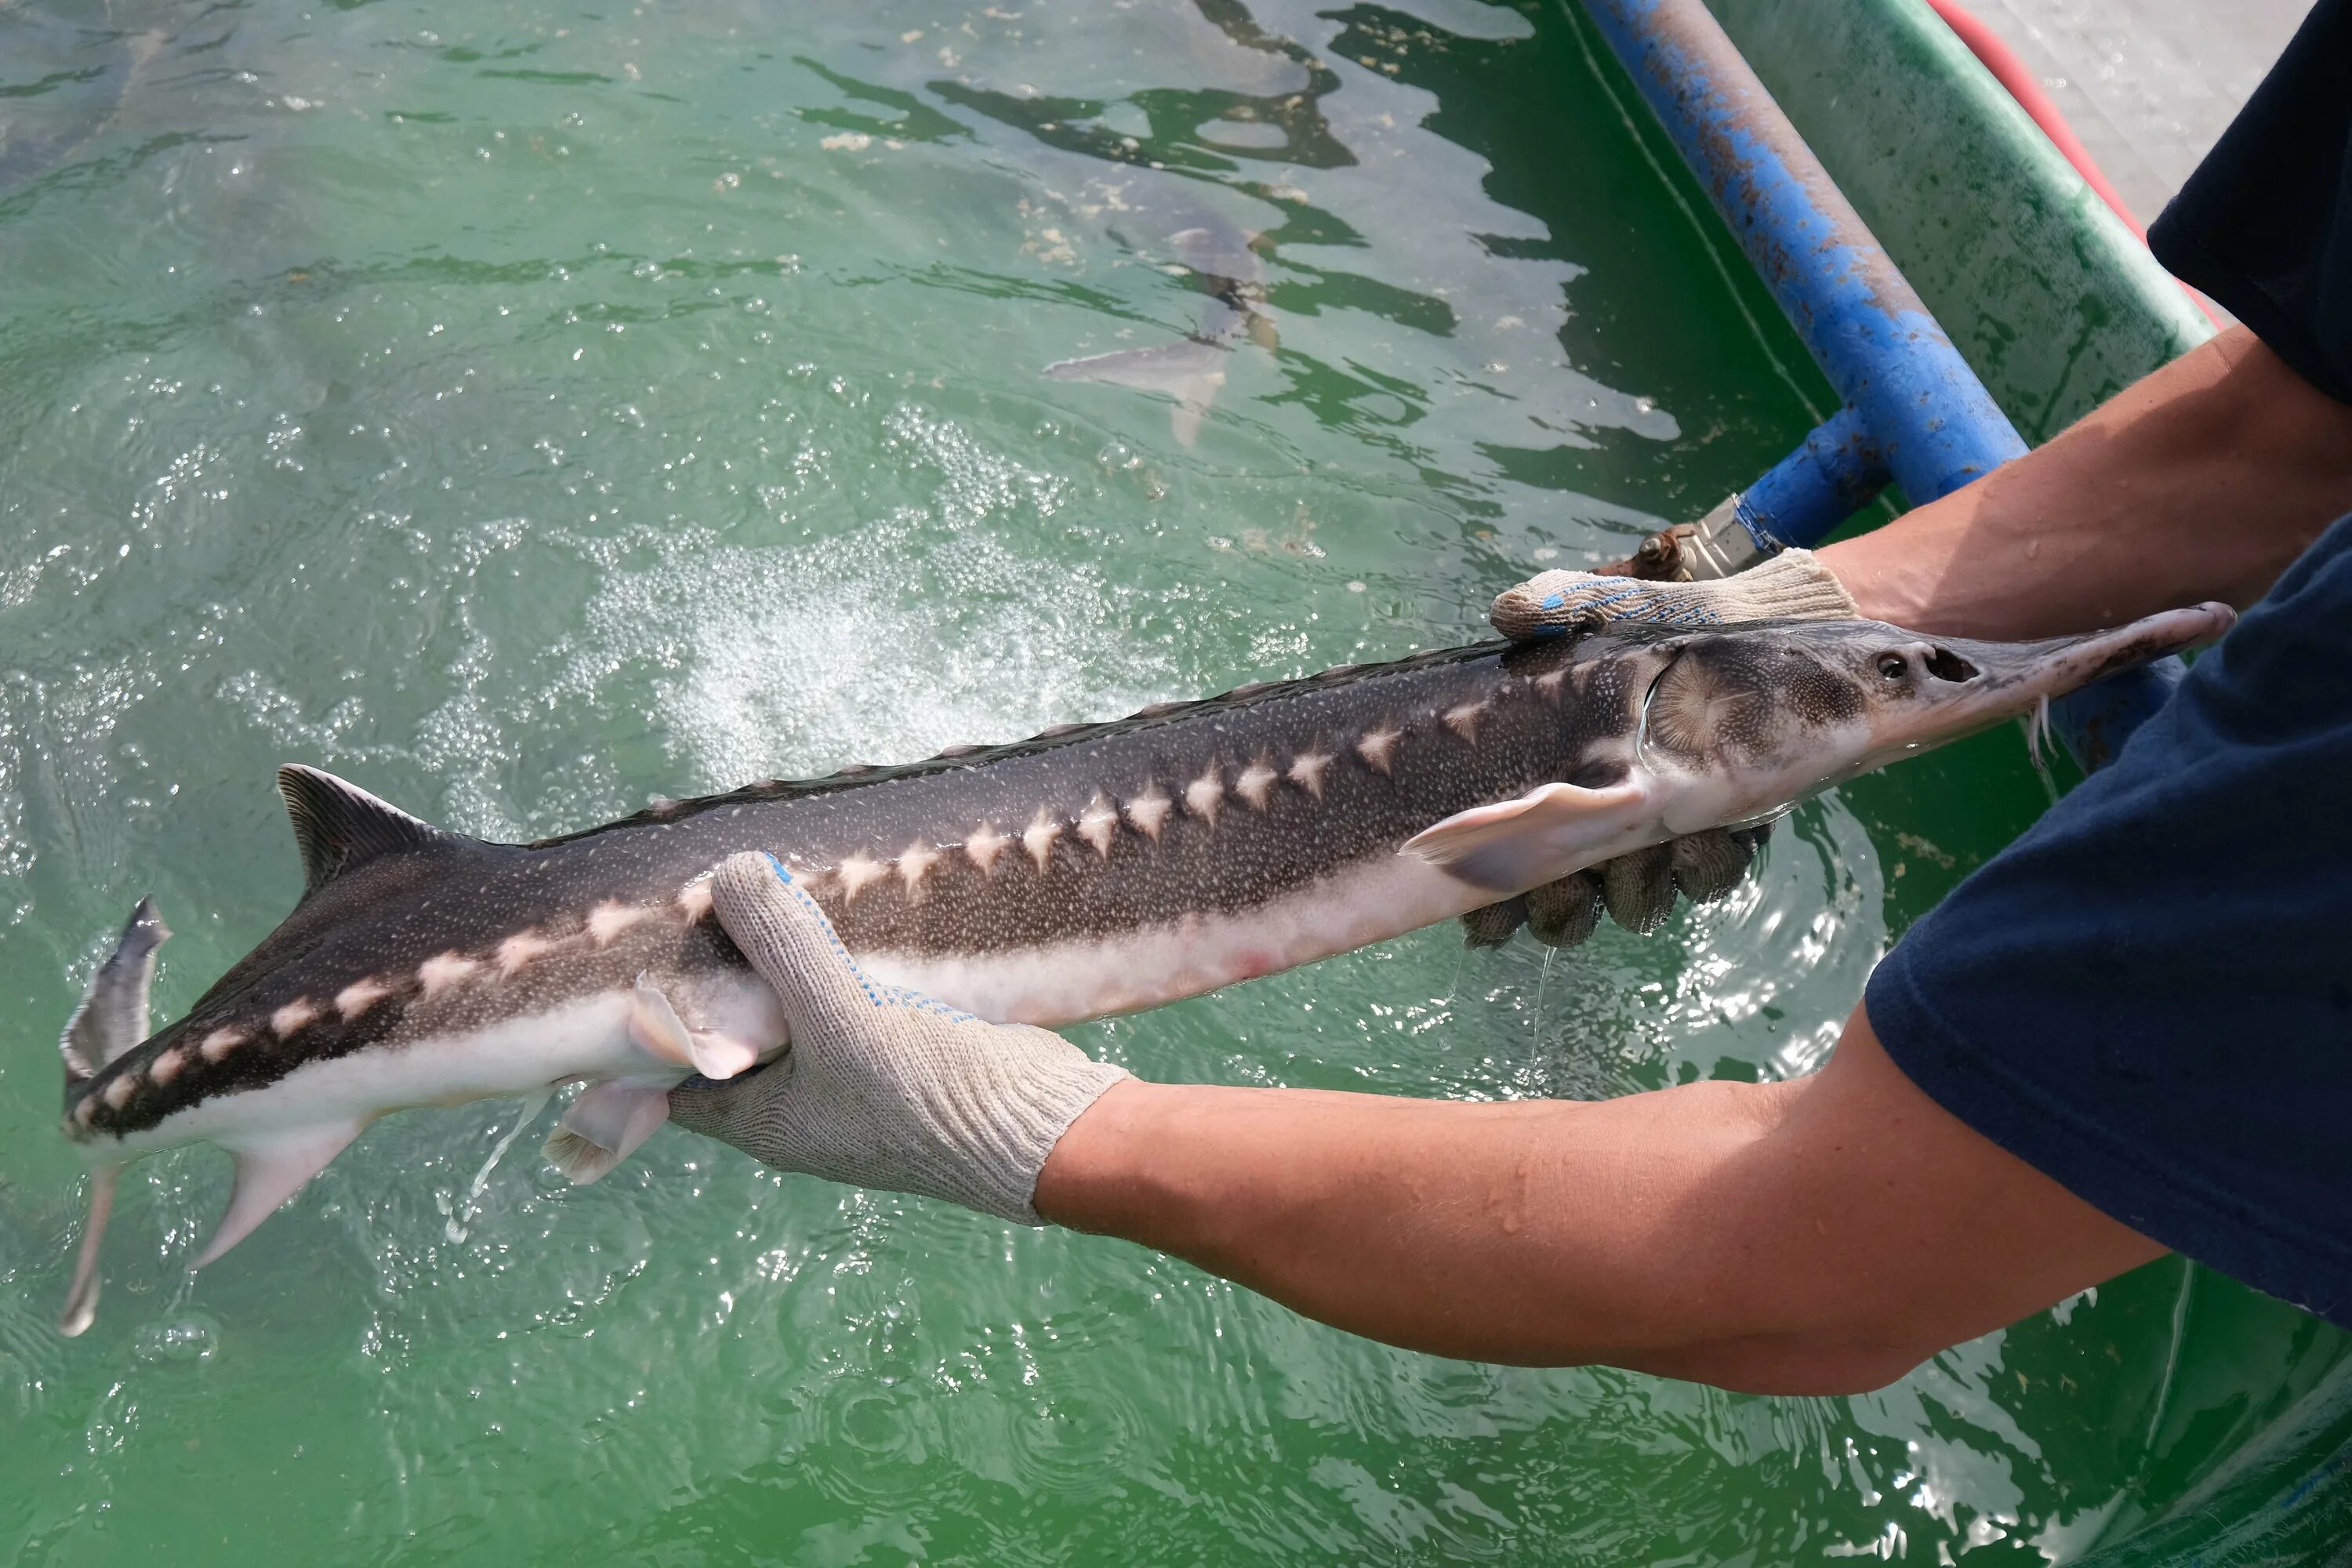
[1042, 198, 1274, 446]
[53, 606, 2230, 1333]
[0, 15, 165, 198]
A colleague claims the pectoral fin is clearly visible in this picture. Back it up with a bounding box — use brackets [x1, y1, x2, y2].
[1044, 339, 1229, 447]
[56, 1164, 119, 1338]
[194, 1120, 364, 1269]
[1402, 780, 1650, 891]
[543, 1083, 670, 1185]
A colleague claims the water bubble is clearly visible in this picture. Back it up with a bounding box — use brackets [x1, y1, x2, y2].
[131, 1313, 220, 1367]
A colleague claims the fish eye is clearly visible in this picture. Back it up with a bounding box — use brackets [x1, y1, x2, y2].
[1876, 654, 1908, 681]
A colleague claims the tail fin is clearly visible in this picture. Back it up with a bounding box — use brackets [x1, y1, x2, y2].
[57, 1166, 117, 1338]
[60, 897, 170, 1084]
[56, 898, 169, 1336]
[1044, 339, 1229, 447]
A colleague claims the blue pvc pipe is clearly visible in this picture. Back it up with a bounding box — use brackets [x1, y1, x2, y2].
[1578, 0, 2181, 771]
[1578, 0, 2027, 504]
[1737, 405, 1889, 551]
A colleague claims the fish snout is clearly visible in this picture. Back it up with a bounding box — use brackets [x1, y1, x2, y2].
[1856, 602, 2236, 764]
[1929, 601, 2235, 695]
[2060, 601, 2236, 676]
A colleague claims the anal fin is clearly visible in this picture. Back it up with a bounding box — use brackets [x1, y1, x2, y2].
[1402, 780, 1650, 891]
[543, 1082, 670, 1185]
[194, 1120, 364, 1269]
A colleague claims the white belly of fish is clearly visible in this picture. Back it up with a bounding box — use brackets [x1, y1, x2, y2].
[113, 992, 654, 1158]
[869, 851, 1499, 1026]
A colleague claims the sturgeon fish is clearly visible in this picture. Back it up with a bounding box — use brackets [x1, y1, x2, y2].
[53, 605, 2232, 1334]
[0, 16, 165, 198]
[1042, 200, 1273, 447]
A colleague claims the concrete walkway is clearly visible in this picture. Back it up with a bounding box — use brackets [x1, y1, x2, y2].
[1976, 0, 2308, 222]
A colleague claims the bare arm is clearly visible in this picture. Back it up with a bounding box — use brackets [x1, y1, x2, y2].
[1035, 1007, 2163, 1395]
[1820, 326, 2352, 639]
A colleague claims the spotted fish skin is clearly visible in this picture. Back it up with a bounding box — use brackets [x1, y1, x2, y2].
[1040, 192, 1269, 446]
[63, 635, 1645, 1151]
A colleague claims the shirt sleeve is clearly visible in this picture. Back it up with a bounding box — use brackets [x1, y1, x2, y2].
[1866, 514, 2352, 1329]
[2147, 0, 2352, 403]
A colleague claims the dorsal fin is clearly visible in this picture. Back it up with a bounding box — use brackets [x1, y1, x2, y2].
[276, 764, 463, 895]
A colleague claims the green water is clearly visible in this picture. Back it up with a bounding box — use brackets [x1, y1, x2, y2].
[2, 0, 2343, 1560]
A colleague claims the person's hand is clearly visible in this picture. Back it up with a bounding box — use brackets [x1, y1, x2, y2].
[668, 851, 1130, 1223]
[1456, 821, 1777, 949]
[1488, 547, 1857, 639]
[1461, 547, 1849, 947]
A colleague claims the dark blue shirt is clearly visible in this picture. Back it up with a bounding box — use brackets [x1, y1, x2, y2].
[2145, 0, 2352, 404]
[1867, 0, 2352, 1328]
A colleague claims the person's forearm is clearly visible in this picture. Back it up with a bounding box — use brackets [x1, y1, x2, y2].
[1033, 1011, 2165, 1394]
[1036, 1074, 1846, 1382]
[1820, 327, 2352, 639]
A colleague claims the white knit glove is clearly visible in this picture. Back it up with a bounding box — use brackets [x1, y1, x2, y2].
[667, 852, 1130, 1224]
[1489, 548, 1856, 639]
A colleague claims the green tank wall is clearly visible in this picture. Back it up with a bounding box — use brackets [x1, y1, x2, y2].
[1708, 0, 2212, 444]
[1693, 1, 2351, 1558]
